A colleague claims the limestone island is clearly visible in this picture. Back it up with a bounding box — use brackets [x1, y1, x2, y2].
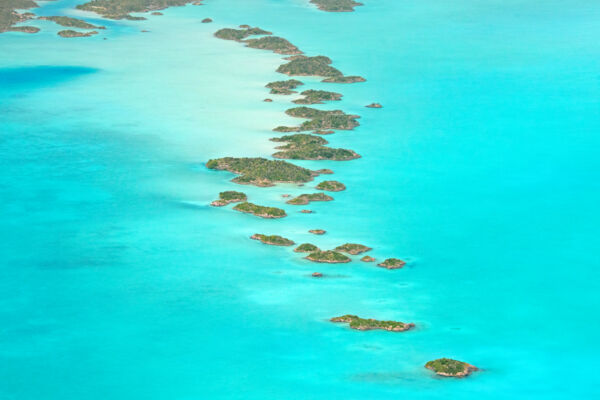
[316, 168, 333, 174]
[58, 30, 98, 38]
[206, 157, 317, 187]
[425, 358, 479, 378]
[214, 26, 271, 41]
[309, 229, 326, 235]
[377, 258, 406, 269]
[271, 133, 360, 161]
[210, 190, 247, 207]
[310, 0, 363, 12]
[233, 202, 286, 219]
[201, 17, 212, 23]
[265, 79, 303, 95]
[287, 193, 333, 205]
[335, 243, 372, 255]
[274, 107, 360, 132]
[76, 0, 198, 20]
[306, 250, 350, 263]
[366, 102, 382, 108]
[293, 89, 342, 105]
[39, 16, 105, 29]
[1, 0, 38, 34]
[316, 180, 346, 191]
[151, 11, 163, 15]
[300, 209, 313, 214]
[277, 55, 365, 83]
[251, 234, 294, 246]
[360, 255, 375, 262]
[331, 315, 415, 332]
[263, 98, 273, 102]
[311, 272, 323, 278]
[294, 243, 319, 253]
[244, 36, 302, 55]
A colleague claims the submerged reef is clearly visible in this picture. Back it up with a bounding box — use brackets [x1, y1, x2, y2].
[334, 243, 372, 255]
[306, 250, 350, 263]
[266, 79, 304, 95]
[286, 193, 334, 205]
[331, 315, 414, 331]
[293, 89, 342, 104]
[425, 359, 479, 378]
[39, 16, 105, 29]
[377, 258, 406, 269]
[274, 107, 360, 132]
[316, 180, 346, 191]
[310, 0, 363, 12]
[271, 133, 359, 161]
[206, 157, 316, 187]
[77, 0, 197, 20]
[210, 191, 247, 207]
[251, 234, 294, 246]
[294, 243, 319, 253]
[233, 202, 287, 219]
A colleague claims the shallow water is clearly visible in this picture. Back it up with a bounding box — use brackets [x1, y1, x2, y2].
[1, 0, 599, 398]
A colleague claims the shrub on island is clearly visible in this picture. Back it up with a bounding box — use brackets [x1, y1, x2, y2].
[206, 157, 316, 187]
[316, 180, 346, 191]
[279, 107, 360, 131]
[58, 30, 98, 37]
[293, 89, 342, 104]
[425, 358, 479, 378]
[335, 243, 372, 255]
[305, 250, 350, 263]
[277, 55, 365, 83]
[210, 191, 247, 206]
[330, 315, 414, 331]
[39, 16, 105, 29]
[377, 258, 406, 269]
[310, 0, 363, 12]
[233, 202, 286, 218]
[76, 0, 196, 20]
[214, 26, 271, 41]
[244, 36, 302, 55]
[251, 234, 294, 246]
[286, 193, 333, 205]
[360, 255, 375, 262]
[294, 243, 319, 253]
[265, 79, 304, 95]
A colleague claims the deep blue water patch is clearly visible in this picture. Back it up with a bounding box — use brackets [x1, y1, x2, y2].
[0, 65, 98, 92]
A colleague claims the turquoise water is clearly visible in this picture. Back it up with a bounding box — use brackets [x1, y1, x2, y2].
[1, 0, 599, 398]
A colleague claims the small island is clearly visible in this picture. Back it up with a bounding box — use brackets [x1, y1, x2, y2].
[293, 89, 342, 104]
[305, 250, 350, 263]
[313, 130, 334, 135]
[276, 55, 365, 83]
[360, 255, 375, 262]
[206, 157, 317, 187]
[9, 25, 39, 33]
[244, 36, 302, 55]
[330, 315, 415, 332]
[76, 0, 197, 20]
[311, 272, 323, 278]
[316, 180, 346, 191]
[201, 17, 212, 23]
[425, 358, 479, 378]
[335, 243, 372, 255]
[1, 1, 38, 34]
[300, 209, 313, 213]
[233, 202, 286, 219]
[310, 0, 363, 12]
[286, 193, 334, 205]
[38, 16, 105, 29]
[251, 234, 294, 246]
[210, 190, 247, 206]
[271, 133, 360, 161]
[294, 243, 319, 253]
[265, 79, 303, 95]
[366, 102, 382, 108]
[309, 229, 326, 235]
[58, 30, 98, 38]
[322, 75, 366, 83]
[275, 107, 360, 132]
[214, 26, 271, 41]
[377, 258, 406, 269]
[315, 168, 333, 174]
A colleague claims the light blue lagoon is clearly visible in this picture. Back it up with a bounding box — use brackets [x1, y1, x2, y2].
[1, 0, 599, 399]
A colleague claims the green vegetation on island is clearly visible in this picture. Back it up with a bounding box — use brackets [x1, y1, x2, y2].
[306, 250, 350, 263]
[251, 234, 294, 246]
[425, 358, 479, 378]
[293, 89, 342, 104]
[377, 258, 406, 269]
[233, 202, 286, 219]
[214, 26, 271, 41]
[294, 243, 319, 253]
[313, 130, 334, 135]
[39, 16, 105, 29]
[316, 180, 346, 191]
[9, 25, 38, 32]
[276, 55, 365, 83]
[244, 36, 302, 55]
[334, 243, 372, 255]
[1, 0, 37, 33]
[77, 0, 196, 20]
[310, 0, 363, 12]
[286, 192, 333, 205]
[271, 133, 360, 161]
[210, 190, 247, 207]
[58, 29, 98, 37]
[330, 315, 415, 332]
[206, 157, 316, 187]
[265, 79, 303, 95]
[360, 255, 375, 262]
[276, 107, 360, 132]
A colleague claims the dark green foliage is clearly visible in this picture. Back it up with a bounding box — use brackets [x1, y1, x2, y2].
[219, 191, 247, 201]
[330, 315, 412, 331]
[58, 29, 98, 37]
[316, 180, 346, 191]
[214, 26, 271, 41]
[265, 79, 303, 95]
[378, 258, 406, 269]
[310, 0, 363, 12]
[322, 75, 366, 83]
[233, 202, 286, 218]
[425, 359, 469, 375]
[334, 243, 372, 255]
[77, 0, 195, 19]
[206, 157, 314, 187]
[271, 134, 328, 147]
[276, 55, 342, 78]
[294, 243, 319, 253]
[244, 36, 301, 55]
[1, 0, 37, 33]
[306, 250, 351, 263]
[286, 193, 333, 205]
[293, 89, 342, 104]
[270, 133, 359, 161]
[283, 107, 360, 131]
[39, 16, 104, 29]
[251, 234, 294, 246]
